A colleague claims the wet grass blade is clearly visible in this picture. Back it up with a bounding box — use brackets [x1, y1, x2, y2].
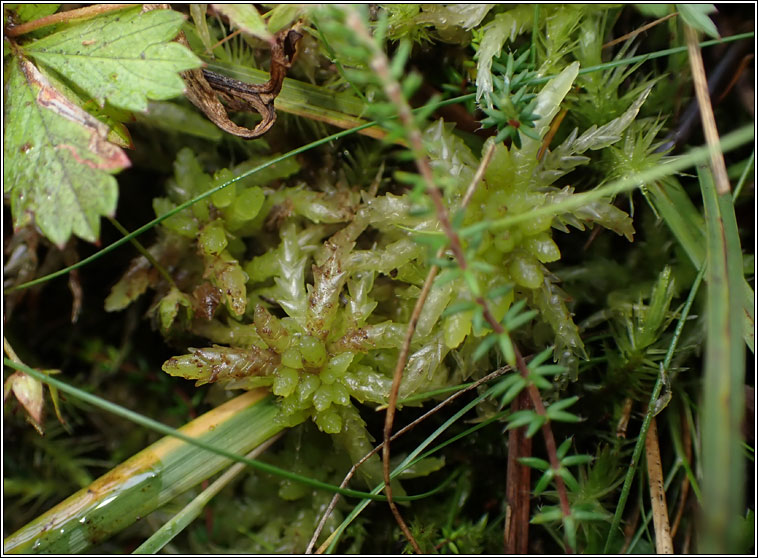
[132, 433, 283, 554]
[697, 164, 746, 553]
[203, 61, 389, 140]
[3, 388, 282, 554]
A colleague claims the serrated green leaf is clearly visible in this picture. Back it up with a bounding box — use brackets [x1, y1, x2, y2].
[212, 4, 273, 43]
[266, 4, 304, 34]
[475, 6, 533, 105]
[572, 85, 653, 153]
[6, 4, 60, 24]
[3, 55, 130, 247]
[23, 7, 201, 112]
[677, 3, 719, 39]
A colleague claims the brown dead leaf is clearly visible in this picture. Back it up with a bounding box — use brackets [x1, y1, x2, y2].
[179, 25, 302, 139]
[4, 371, 45, 434]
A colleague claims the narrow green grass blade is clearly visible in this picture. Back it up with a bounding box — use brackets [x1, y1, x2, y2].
[646, 177, 754, 352]
[132, 434, 283, 554]
[645, 178, 706, 265]
[482, 124, 754, 233]
[323, 383, 503, 553]
[2, 361, 398, 509]
[202, 30, 751, 144]
[3, 389, 282, 554]
[604, 264, 706, 552]
[697, 165, 746, 553]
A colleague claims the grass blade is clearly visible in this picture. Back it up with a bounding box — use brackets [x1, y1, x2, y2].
[132, 433, 283, 554]
[604, 264, 707, 552]
[203, 61, 388, 140]
[697, 165, 746, 553]
[645, 177, 754, 352]
[3, 388, 282, 554]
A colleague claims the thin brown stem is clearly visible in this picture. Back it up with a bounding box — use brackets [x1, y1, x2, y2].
[602, 12, 677, 49]
[5, 4, 136, 37]
[515, 347, 574, 553]
[645, 416, 674, 553]
[684, 24, 731, 194]
[209, 27, 243, 51]
[344, 11, 442, 552]
[107, 217, 177, 289]
[306, 365, 513, 554]
[504, 389, 532, 554]
[670, 410, 693, 538]
[347, 8, 563, 553]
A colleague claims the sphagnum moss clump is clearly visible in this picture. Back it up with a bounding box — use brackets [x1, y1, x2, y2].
[5, 3, 753, 555]
[161, 186, 447, 436]
[126, 59, 650, 440]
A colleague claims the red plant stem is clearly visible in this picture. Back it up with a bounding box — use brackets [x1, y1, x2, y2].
[347, 8, 573, 553]
[505, 390, 532, 554]
[346, 12, 424, 553]
[515, 349, 574, 549]
[5, 4, 136, 37]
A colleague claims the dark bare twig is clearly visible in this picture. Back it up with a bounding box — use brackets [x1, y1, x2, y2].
[504, 390, 532, 553]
